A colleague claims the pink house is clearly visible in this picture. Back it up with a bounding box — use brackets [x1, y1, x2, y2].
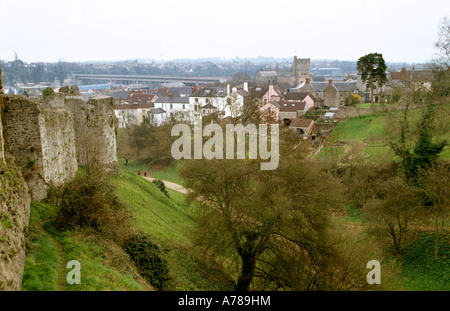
[259, 101, 280, 123]
[284, 92, 315, 110]
[261, 84, 284, 105]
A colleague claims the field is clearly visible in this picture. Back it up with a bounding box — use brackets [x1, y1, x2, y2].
[317, 106, 450, 162]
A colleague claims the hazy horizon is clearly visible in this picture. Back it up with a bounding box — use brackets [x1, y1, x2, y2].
[1, 0, 448, 64]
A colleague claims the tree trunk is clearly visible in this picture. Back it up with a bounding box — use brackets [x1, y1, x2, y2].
[236, 256, 257, 291]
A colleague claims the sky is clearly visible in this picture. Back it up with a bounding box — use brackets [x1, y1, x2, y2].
[1, 0, 449, 63]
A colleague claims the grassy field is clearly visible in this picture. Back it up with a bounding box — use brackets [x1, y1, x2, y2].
[319, 106, 450, 161]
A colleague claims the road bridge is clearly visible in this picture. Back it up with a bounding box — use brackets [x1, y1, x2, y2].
[74, 74, 224, 85]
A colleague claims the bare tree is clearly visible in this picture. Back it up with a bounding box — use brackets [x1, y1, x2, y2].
[435, 16, 450, 68]
[363, 176, 423, 255]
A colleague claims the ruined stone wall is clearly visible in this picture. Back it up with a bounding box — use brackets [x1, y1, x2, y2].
[0, 153, 31, 291]
[64, 95, 118, 173]
[1, 95, 78, 201]
[1, 95, 46, 200]
[38, 108, 78, 188]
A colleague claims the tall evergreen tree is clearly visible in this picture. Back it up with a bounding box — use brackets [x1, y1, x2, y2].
[357, 53, 387, 109]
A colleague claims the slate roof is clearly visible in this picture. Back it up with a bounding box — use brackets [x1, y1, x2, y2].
[309, 82, 329, 92]
[191, 87, 227, 97]
[304, 81, 356, 92]
[155, 96, 189, 104]
[277, 100, 306, 112]
[109, 91, 129, 100]
[333, 82, 357, 92]
[127, 93, 157, 103]
[258, 71, 278, 77]
[114, 102, 154, 110]
[284, 92, 311, 101]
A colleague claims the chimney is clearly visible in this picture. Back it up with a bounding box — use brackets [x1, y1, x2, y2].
[191, 85, 198, 94]
[328, 78, 333, 85]
[227, 84, 231, 95]
[243, 81, 248, 92]
[305, 77, 310, 85]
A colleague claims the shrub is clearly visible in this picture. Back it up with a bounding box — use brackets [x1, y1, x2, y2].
[42, 87, 54, 99]
[124, 234, 171, 290]
[152, 179, 170, 198]
[47, 172, 132, 241]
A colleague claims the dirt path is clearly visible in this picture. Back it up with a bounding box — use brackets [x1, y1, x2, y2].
[142, 176, 189, 194]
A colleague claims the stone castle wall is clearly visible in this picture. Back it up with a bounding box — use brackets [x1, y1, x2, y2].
[1, 92, 118, 201]
[0, 60, 118, 289]
[0, 153, 31, 291]
[62, 95, 118, 172]
[1, 95, 78, 201]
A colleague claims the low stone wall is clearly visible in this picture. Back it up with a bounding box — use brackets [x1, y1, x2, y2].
[335, 106, 385, 119]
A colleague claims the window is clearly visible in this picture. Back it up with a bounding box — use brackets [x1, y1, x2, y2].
[268, 107, 271, 112]
[195, 98, 199, 103]
[206, 98, 209, 103]
[170, 104, 173, 109]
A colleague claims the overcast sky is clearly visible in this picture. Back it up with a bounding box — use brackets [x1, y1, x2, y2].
[1, 0, 448, 63]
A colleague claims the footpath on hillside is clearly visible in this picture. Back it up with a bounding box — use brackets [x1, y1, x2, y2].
[142, 176, 188, 194]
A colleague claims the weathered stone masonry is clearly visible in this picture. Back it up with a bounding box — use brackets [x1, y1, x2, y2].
[1, 95, 78, 201]
[1, 93, 118, 201]
[0, 70, 118, 289]
[0, 154, 31, 291]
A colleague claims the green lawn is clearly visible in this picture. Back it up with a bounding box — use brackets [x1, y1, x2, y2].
[119, 158, 184, 185]
[329, 113, 387, 143]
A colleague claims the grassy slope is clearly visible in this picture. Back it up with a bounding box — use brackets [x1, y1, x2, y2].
[119, 158, 184, 185]
[23, 161, 232, 291]
[320, 107, 450, 161]
[113, 169, 234, 290]
[22, 202, 147, 291]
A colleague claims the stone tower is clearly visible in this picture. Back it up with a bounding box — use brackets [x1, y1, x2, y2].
[293, 56, 311, 84]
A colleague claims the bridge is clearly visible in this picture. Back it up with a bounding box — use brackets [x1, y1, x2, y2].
[73, 74, 225, 85]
